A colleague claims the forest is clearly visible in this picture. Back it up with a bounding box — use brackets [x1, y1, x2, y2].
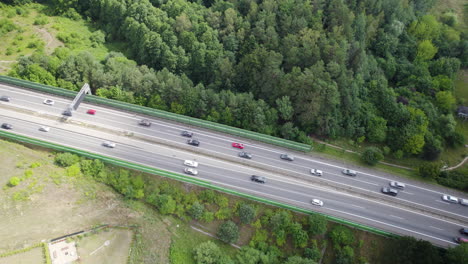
[4, 0, 467, 161]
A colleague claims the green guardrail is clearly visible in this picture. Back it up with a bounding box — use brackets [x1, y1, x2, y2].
[0, 76, 311, 152]
[0, 131, 396, 238]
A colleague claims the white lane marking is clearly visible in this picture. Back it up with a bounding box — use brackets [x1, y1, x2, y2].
[403, 191, 414, 195]
[429, 226, 443, 231]
[389, 215, 404, 220]
[3, 88, 468, 219]
[4, 112, 468, 226]
[350, 204, 365, 209]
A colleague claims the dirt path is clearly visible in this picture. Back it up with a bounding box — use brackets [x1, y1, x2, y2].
[190, 226, 241, 249]
[446, 156, 468, 170]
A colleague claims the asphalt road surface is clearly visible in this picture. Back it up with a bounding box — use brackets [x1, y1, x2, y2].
[1, 83, 467, 247]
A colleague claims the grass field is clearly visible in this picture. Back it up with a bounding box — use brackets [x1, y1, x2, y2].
[0, 3, 120, 74]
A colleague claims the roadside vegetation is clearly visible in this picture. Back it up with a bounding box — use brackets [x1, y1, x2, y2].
[1, 138, 467, 263]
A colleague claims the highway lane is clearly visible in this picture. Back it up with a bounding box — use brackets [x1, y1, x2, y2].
[1, 84, 467, 220]
[0, 112, 465, 247]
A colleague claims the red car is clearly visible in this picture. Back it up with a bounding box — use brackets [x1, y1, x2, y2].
[87, 109, 96, 115]
[232, 142, 244, 149]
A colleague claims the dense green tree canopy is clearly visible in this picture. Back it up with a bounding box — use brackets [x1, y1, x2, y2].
[8, 0, 466, 157]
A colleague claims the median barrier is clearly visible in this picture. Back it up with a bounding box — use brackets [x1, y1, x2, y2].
[0, 130, 395, 238]
[0, 76, 311, 152]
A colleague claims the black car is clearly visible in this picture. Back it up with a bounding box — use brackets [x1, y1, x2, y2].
[251, 175, 266, 183]
[460, 228, 468, 235]
[62, 110, 72, 116]
[187, 139, 200, 146]
[0, 95, 11, 102]
[1, 123, 12, 129]
[381, 187, 398, 196]
[239, 152, 253, 159]
[139, 119, 152, 127]
[181, 131, 193, 137]
[280, 154, 294, 161]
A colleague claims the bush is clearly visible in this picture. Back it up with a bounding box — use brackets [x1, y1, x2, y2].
[215, 208, 232, 220]
[308, 214, 328, 236]
[199, 190, 216, 203]
[193, 241, 233, 264]
[329, 226, 355, 247]
[436, 170, 468, 191]
[156, 195, 176, 215]
[8, 176, 21, 187]
[304, 240, 321, 262]
[361, 147, 384, 165]
[217, 221, 239, 244]
[33, 16, 48, 25]
[55, 153, 80, 167]
[201, 211, 214, 223]
[238, 204, 256, 224]
[418, 162, 441, 180]
[189, 202, 204, 220]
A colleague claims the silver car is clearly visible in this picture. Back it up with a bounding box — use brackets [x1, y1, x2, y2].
[310, 169, 323, 176]
[102, 141, 116, 148]
[39, 126, 50, 132]
[442, 195, 459, 203]
[184, 168, 198, 175]
[311, 199, 324, 207]
[342, 169, 357, 177]
[389, 181, 406, 189]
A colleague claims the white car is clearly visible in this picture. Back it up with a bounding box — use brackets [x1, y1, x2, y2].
[43, 99, 55, 105]
[442, 195, 459, 204]
[389, 181, 406, 189]
[102, 141, 116, 148]
[311, 199, 324, 207]
[39, 126, 50, 132]
[184, 160, 198, 168]
[310, 169, 323, 176]
[184, 168, 198, 176]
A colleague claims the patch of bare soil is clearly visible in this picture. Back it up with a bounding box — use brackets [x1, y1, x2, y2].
[0, 140, 173, 263]
[33, 26, 63, 54]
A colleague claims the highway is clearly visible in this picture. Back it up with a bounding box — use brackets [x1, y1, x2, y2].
[1, 83, 468, 247]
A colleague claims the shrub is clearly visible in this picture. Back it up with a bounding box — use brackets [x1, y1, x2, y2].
[8, 176, 21, 187]
[308, 214, 328, 236]
[304, 240, 321, 262]
[189, 202, 204, 220]
[199, 190, 216, 203]
[214, 195, 229, 208]
[34, 16, 48, 25]
[329, 226, 355, 247]
[361, 147, 384, 165]
[156, 195, 176, 215]
[217, 221, 239, 244]
[201, 211, 214, 223]
[29, 162, 41, 168]
[215, 208, 232, 220]
[393, 150, 404, 159]
[238, 204, 256, 224]
[193, 241, 233, 264]
[55, 153, 80, 167]
[418, 162, 441, 180]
